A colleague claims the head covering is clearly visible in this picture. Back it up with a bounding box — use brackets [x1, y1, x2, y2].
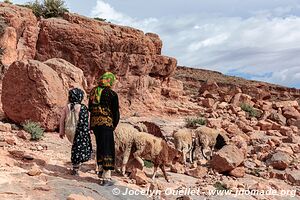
[68, 88, 84, 104]
[93, 72, 116, 104]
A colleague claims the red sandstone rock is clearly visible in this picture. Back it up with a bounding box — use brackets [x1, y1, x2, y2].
[2, 59, 85, 130]
[210, 145, 244, 173]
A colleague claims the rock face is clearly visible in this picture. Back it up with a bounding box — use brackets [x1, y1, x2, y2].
[210, 145, 244, 173]
[0, 3, 38, 67]
[35, 13, 177, 89]
[2, 59, 86, 130]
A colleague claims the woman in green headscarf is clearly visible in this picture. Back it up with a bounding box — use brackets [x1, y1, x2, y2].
[88, 72, 120, 186]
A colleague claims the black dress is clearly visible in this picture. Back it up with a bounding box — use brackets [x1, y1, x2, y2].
[89, 87, 120, 170]
[71, 104, 92, 165]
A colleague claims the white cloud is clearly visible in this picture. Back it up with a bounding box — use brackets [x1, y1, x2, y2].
[91, 0, 300, 88]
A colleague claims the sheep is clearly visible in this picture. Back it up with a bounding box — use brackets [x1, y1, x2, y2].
[130, 131, 182, 182]
[193, 126, 229, 160]
[114, 123, 183, 182]
[114, 123, 139, 175]
[173, 128, 195, 164]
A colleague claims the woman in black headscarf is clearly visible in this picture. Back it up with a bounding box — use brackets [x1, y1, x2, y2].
[59, 88, 92, 175]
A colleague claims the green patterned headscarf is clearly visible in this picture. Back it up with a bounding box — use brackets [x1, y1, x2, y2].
[94, 72, 116, 104]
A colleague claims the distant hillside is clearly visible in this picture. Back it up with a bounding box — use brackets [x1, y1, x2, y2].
[174, 66, 300, 101]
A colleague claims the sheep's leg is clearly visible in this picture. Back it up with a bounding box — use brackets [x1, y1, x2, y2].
[133, 151, 144, 170]
[159, 165, 169, 183]
[201, 147, 210, 160]
[121, 145, 132, 176]
[182, 149, 187, 165]
[152, 164, 158, 180]
[188, 148, 193, 164]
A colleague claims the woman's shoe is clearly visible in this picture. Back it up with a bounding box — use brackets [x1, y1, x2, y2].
[70, 169, 79, 176]
[101, 179, 114, 186]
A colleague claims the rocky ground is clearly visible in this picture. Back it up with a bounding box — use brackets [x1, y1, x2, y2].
[0, 115, 300, 200]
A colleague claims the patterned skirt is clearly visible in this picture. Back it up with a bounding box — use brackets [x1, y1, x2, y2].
[93, 126, 115, 170]
[71, 105, 92, 165]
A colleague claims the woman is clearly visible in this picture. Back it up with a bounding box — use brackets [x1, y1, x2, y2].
[89, 72, 120, 186]
[59, 88, 92, 175]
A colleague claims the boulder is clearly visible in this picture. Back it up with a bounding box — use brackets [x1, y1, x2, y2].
[274, 101, 299, 109]
[266, 151, 292, 170]
[2, 59, 86, 130]
[286, 170, 300, 186]
[282, 107, 300, 120]
[129, 169, 148, 185]
[210, 145, 244, 173]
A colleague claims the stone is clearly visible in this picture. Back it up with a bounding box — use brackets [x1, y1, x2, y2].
[67, 194, 94, 200]
[229, 167, 245, 178]
[269, 169, 287, 180]
[8, 150, 24, 159]
[217, 102, 229, 109]
[5, 136, 17, 145]
[286, 170, 300, 186]
[210, 145, 244, 173]
[268, 112, 286, 125]
[185, 166, 208, 178]
[0, 122, 12, 132]
[206, 118, 222, 129]
[283, 107, 300, 120]
[274, 101, 299, 109]
[27, 165, 42, 176]
[129, 169, 148, 185]
[266, 151, 292, 170]
[257, 120, 273, 131]
[202, 98, 215, 108]
[170, 163, 185, 174]
[17, 130, 29, 140]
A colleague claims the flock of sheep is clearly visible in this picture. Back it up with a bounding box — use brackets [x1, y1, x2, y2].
[113, 123, 231, 182]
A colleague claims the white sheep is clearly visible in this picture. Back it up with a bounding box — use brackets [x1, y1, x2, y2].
[114, 123, 139, 175]
[114, 123, 182, 182]
[173, 128, 194, 164]
[194, 126, 229, 159]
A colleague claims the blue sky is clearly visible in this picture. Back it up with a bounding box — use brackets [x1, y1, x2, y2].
[11, 0, 300, 88]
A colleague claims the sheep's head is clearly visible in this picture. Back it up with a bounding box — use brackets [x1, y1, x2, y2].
[167, 145, 184, 165]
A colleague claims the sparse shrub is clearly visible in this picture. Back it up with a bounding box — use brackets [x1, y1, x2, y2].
[3, 0, 12, 4]
[144, 160, 154, 168]
[94, 17, 106, 22]
[249, 168, 262, 177]
[23, 0, 68, 18]
[22, 120, 44, 140]
[185, 117, 206, 128]
[213, 181, 228, 191]
[240, 103, 261, 118]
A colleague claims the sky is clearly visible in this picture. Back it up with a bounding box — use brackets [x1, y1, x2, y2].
[11, 0, 300, 88]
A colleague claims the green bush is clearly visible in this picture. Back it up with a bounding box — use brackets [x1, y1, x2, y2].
[22, 120, 45, 140]
[240, 103, 261, 118]
[23, 0, 68, 18]
[213, 181, 228, 191]
[185, 117, 206, 128]
[144, 160, 154, 168]
[94, 17, 106, 22]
